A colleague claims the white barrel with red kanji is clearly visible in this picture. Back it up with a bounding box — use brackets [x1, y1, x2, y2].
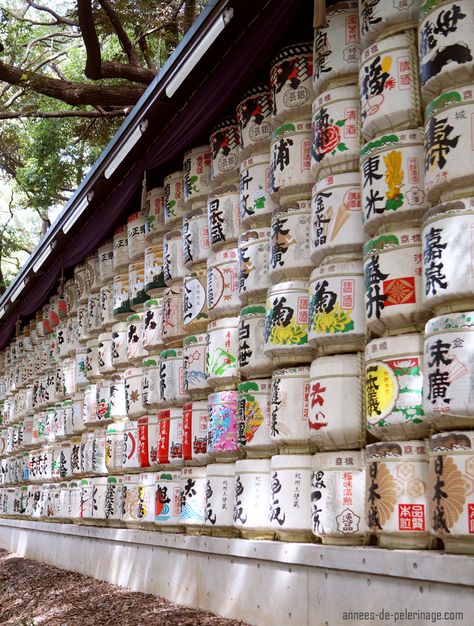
[365, 440, 432, 549]
[137, 415, 160, 468]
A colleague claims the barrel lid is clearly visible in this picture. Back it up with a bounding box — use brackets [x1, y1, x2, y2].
[98, 332, 112, 341]
[164, 228, 182, 241]
[360, 130, 423, 161]
[271, 120, 311, 142]
[238, 379, 271, 394]
[364, 229, 421, 257]
[157, 471, 181, 481]
[235, 458, 271, 473]
[275, 200, 311, 215]
[209, 182, 239, 197]
[326, 0, 358, 14]
[208, 247, 238, 265]
[163, 170, 183, 183]
[144, 298, 161, 307]
[124, 367, 143, 378]
[312, 450, 364, 470]
[80, 478, 93, 486]
[122, 473, 140, 484]
[366, 440, 428, 461]
[362, 32, 412, 59]
[127, 313, 141, 322]
[271, 454, 312, 470]
[425, 85, 474, 119]
[183, 334, 207, 346]
[273, 366, 310, 378]
[185, 204, 207, 220]
[142, 357, 158, 367]
[160, 348, 182, 359]
[92, 476, 108, 485]
[238, 229, 271, 245]
[123, 420, 138, 430]
[138, 414, 159, 425]
[107, 475, 123, 484]
[310, 353, 361, 378]
[208, 390, 239, 404]
[238, 83, 270, 104]
[112, 321, 128, 331]
[425, 312, 474, 335]
[139, 472, 157, 485]
[240, 152, 270, 169]
[271, 41, 312, 67]
[423, 198, 474, 225]
[365, 334, 423, 361]
[430, 431, 474, 453]
[183, 400, 208, 411]
[240, 304, 266, 317]
[210, 117, 237, 134]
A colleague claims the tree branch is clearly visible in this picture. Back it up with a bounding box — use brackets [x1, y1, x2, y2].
[0, 108, 128, 119]
[25, 0, 78, 26]
[97, 0, 140, 67]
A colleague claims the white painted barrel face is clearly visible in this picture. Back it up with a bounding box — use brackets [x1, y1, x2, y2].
[182, 401, 210, 466]
[313, 1, 361, 95]
[127, 211, 146, 262]
[365, 440, 431, 549]
[207, 248, 240, 320]
[429, 430, 474, 554]
[183, 145, 213, 210]
[365, 334, 429, 441]
[112, 225, 129, 273]
[127, 313, 147, 366]
[164, 171, 185, 229]
[183, 264, 209, 333]
[236, 85, 273, 159]
[209, 118, 240, 185]
[208, 184, 241, 252]
[308, 354, 364, 451]
[423, 312, 474, 430]
[269, 454, 313, 536]
[145, 187, 165, 243]
[142, 298, 164, 355]
[141, 356, 161, 413]
[205, 463, 236, 530]
[359, 0, 421, 48]
[269, 201, 312, 283]
[239, 153, 277, 228]
[238, 228, 271, 305]
[270, 42, 313, 124]
[312, 450, 368, 545]
[124, 367, 146, 419]
[270, 367, 311, 453]
[183, 204, 211, 269]
[180, 466, 207, 527]
[159, 348, 189, 407]
[144, 241, 165, 297]
[182, 334, 210, 397]
[129, 260, 148, 311]
[238, 305, 273, 379]
[206, 317, 239, 391]
[161, 285, 186, 347]
[163, 228, 186, 286]
[155, 470, 182, 527]
[234, 459, 272, 535]
[359, 32, 421, 140]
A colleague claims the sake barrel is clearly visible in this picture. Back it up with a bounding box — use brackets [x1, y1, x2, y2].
[162, 285, 186, 346]
[359, 0, 420, 47]
[423, 312, 474, 430]
[182, 401, 210, 465]
[183, 334, 210, 397]
[237, 379, 275, 458]
[98, 241, 114, 284]
[238, 305, 273, 379]
[207, 390, 239, 460]
[207, 247, 240, 319]
[270, 367, 312, 453]
[269, 454, 313, 541]
[264, 281, 311, 365]
[419, 0, 474, 103]
[205, 463, 236, 534]
[105, 422, 124, 474]
[74, 263, 89, 305]
[127, 211, 146, 262]
[311, 85, 360, 178]
[236, 84, 273, 158]
[111, 321, 128, 370]
[99, 282, 114, 330]
[145, 186, 165, 243]
[121, 474, 140, 524]
[207, 317, 239, 390]
[155, 470, 182, 529]
[104, 476, 124, 523]
[308, 256, 366, 353]
[65, 278, 78, 317]
[91, 428, 107, 475]
[183, 204, 211, 269]
[136, 472, 157, 526]
[269, 201, 312, 283]
[86, 294, 101, 339]
[363, 227, 430, 335]
[425, 201, 474, 312]
[183, 145, 212, 209]
[129, 260, 148, 310]
[127, 313, 147, 365]
[366, 334, 428, 440]
[76, 305, 89, 344]
[312, 450, 368, 545]
[142, 298, 164, 355]
[208, 184, 241, 251]
[361, 130, 427, 235]
[365, 440, 431, 549]
[124, 367, 146, 419]
[429, 430, 474, 554]
[310, 172, 364, 265]
[234, 459, 273, 539]
[80, 432, 93, 475]
[112, 273, 131, 320]
[270, 42, 313, 123]
[209, 118, 239, 184]
[68, 480, 81, 520]
[141, 357, 161, 413]
[308, 354, 364, 450]
[144, 240, 165, 297]
[85, 338, 100, 381]
[98, 332, 114, 375]
[313, 2, 361, 94]
[85, 254, 100, 295]
[74, 347, 88, 390]
[122, 420, 139, 470]
[70, 438, 82, 477]
[164, 170, 185, 228]
[157, 408, 183, 468]
[360, 32, 421, 140]
[239, 153, 277, 228]
[112, 224, 129, 272]
[163, 228, 186, 286]
[99, 373, 127, 422]
[183, 265, 209, 332]
[269, 120, 312, 203]
[90, 476, 108, 521]
[138, 415, 160, 468]
[180, 466, 207, 530]
[159, 348, 189, 406]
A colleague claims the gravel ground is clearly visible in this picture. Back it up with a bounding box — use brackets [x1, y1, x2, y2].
[0, 549, 250, 626]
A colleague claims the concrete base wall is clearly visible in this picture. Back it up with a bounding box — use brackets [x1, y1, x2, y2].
[0, 519, 472, 626]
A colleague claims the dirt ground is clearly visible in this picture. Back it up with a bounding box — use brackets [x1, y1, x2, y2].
[0, 549, 250, 626]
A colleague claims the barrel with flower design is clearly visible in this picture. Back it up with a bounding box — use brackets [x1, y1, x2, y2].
[361, 129, 428, 235]
[422, 199, 474, 313]
[237, 379, 275, 458]
[366, 334, 428, 441]
[313, 1, 361, 95]
[236, 85, 273, 159]
[264, 281, 311, 365]
[308, 256, 365, 354]
[207, 390, 239, 460]
[359, 32, 421, 141]
[311, 84, 360, 179]
[429, 430, 474, 554]
[270, 42, 313, 123]
[207, 317, 239, 390]
[365, 440, 432, 549]
[363, 227, 431, 335]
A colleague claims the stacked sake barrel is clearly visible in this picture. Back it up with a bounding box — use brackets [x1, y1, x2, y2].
[308, 1, 368, 546]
